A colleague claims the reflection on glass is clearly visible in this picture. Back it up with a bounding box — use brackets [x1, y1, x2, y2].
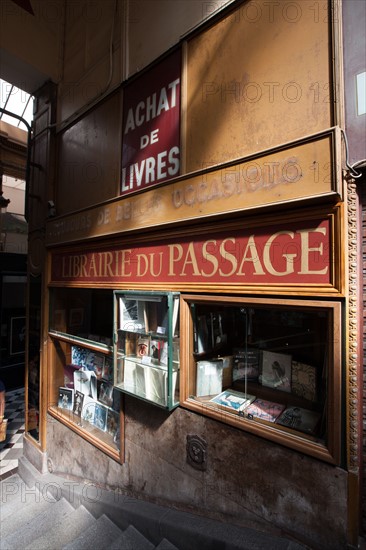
[190, 302, 329, 441]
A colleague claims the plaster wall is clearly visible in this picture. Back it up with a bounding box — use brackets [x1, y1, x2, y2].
[46, 396, 348, 550]
[0, 0, 64, 92]
[54, 0, 333, 216]
[56, 0, 236, 129]
[185, 0, 332, 171]
[2, 184, 25, 215]
[126, 0, 228, 77]
[57, 0, 123, 126]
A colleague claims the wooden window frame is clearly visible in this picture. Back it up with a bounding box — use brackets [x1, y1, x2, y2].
[180, 294, 342, 464]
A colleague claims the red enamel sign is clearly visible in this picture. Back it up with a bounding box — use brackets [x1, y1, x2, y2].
[121, 50, 181, 196]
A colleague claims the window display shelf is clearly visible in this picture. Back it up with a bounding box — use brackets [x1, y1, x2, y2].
[49, 330, 113, 353]
[48, 405, 120, 460]
[114, 291, 180, 410]
[180, 294, 342, 464]
[48, 288, 122, 462]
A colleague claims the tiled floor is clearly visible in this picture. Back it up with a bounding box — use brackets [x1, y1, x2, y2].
[0, 387, 25, 480]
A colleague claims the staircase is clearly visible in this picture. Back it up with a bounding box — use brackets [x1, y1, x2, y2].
[0, 457, 308, 550]
[0, 474, 177, 550]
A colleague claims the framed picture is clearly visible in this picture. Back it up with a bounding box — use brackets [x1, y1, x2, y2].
[98, 381, 114, 407]
[260, 350, 292, 392]
[58, 387, 74, 410]
[10, 316, 26, 355]
[119, 297, 146, 332]
[73, 390, 84, 416]
[93, 403, 108, 431]
[291, 361, 317, 402]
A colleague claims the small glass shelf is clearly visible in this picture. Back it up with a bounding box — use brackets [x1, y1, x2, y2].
[114, 291, 180, 410]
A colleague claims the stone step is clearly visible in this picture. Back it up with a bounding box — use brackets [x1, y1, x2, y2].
[155, 538, 181, 550]
[0, 472, 180, 550]
[62, 513, 124, 550]
[0, 484, 56, 540]
[0, 474, 24, 520]
[0, 498, 73, 550]
[109, 524, 155, 550]
[25, 505, 96, 550]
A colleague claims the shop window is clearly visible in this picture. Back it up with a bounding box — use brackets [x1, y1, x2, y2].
[180, 295, 341, 464]
[114, 291, 180, 410]
[48, 288, 122, 462]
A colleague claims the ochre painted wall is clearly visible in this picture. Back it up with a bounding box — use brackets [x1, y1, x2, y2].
[185, 0, 332, 171]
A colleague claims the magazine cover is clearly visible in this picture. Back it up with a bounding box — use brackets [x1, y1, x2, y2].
[73, 369, 97, 399]
[64, 364, 79, 388]
[119, 297, 145, 332]
[81, 396, 97, 423]
[92, 353, 105, 380]
[150, 339, 161, 363]
[58, 387, 74, 410]
[112, 388, 121, 412]
[71, 345, 88, 367]
[276, 406, 321, 435]
[210, 389, 256, 414]
[137, 336, 150, 357]
[291, 361, 317, 402]
[73, 390, 84, 416]
[106, 410, 119, 438]
[245, 398, 285, 423]
[102, 356, 113, 382]
[232, 348, 259, 381]
[93, 403, 108, 431]
[98, 380, 114, 408]
[260, 350, 292, 392]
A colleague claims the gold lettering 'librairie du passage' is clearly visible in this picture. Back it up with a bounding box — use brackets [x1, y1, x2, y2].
[50, 216, 333, 288]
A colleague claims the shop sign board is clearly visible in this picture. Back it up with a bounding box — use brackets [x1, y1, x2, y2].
[47, 130, 340, 248]
[50, 213, 338, 290]
[121, 49, 181, 196]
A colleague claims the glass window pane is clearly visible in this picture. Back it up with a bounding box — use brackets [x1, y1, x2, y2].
[190, 301, 330, 442]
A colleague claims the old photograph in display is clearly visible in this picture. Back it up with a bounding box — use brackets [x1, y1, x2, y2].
[119, 297, 146, 332]
[260, 351, 292, 392]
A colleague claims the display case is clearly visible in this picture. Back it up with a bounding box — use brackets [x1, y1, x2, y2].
[48, 288, 122, 462]
[180, 294, 342, 464]
[114, 291, 180, 410]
